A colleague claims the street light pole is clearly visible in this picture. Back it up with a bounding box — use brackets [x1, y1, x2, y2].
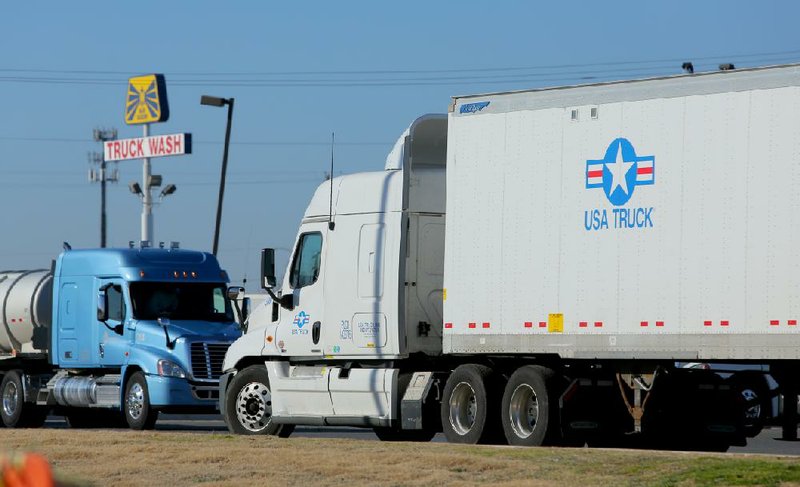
[201, 95, 235, 257]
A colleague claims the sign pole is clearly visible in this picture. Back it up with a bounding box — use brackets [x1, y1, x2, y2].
[142, 122, 153, 245]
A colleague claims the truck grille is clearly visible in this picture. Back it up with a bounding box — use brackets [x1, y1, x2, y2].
[190, 342, 229, 380]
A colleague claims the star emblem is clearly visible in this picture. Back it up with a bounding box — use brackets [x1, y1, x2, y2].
[605, 142, 634, 196]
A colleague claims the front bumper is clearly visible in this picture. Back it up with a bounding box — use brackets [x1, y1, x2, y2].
[146, 374, 220, 411]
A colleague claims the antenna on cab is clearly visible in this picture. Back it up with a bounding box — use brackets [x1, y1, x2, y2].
[328, 132, 335, 231]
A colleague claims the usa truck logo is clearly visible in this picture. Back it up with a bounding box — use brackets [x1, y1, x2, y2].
[291, 311, 310, 335]
[584, 138, 655, 231]
[585, 138, 654, 206]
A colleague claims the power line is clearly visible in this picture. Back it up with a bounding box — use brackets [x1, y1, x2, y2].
[0, 49, 796, 88]
[0, 48, 798, 77]
[0, 135, 390, 146]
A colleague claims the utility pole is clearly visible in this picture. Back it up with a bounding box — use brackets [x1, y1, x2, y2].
[89, 128, 119, 248]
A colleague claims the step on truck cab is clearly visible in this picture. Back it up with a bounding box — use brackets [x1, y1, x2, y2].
[0, 246, 242, 429]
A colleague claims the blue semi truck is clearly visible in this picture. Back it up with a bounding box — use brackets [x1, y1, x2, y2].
[0, 245, 241, 429]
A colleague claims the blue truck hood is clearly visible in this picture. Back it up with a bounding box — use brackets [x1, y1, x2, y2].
[134, 319, 241, 342]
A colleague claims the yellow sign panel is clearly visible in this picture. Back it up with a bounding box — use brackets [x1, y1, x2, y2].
[125, 74, 169, 125]
[548, 313, 564, 333]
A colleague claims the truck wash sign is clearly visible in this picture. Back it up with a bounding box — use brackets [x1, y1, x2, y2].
[584, 138, 655, 231]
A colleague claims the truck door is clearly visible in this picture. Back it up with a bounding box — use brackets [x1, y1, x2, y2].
[97, 279, 129, 367]
[276, 225, 327, 357]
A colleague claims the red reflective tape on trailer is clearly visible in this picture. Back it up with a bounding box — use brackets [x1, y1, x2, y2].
[539, 321, 547, 328]
[468, 322, 476, 329]
[594, 321, 603, 327]
[579, 321, 588, 328]
[656, 321, 664, 327]
[720, 320, 729, 327]
[640, 321, 648, 327]
[704, 321, 713, 327]
[789, 320, 798, 326]
[444, 322, 453, 329]
[524, 321, 533, 328]
[482, 322, 490, 328]
[770, 320, 780, 326]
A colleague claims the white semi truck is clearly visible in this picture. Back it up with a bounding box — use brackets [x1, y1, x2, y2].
[221, 64, 800, 448]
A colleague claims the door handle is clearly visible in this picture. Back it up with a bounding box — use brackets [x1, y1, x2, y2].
[312, 321, 321, 345]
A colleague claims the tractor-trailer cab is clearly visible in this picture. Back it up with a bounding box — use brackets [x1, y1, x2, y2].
[0, 247, 241, 429]
[221, 115, 447, 436]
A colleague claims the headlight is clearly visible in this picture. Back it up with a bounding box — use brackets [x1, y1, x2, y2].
[157, 359, 186, 378]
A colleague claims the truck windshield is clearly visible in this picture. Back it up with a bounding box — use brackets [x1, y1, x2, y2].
[129, 282, 234, 322]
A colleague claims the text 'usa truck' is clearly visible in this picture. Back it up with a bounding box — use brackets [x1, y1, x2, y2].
[0, 245, 241, 429]
[220, 64, 800, 449]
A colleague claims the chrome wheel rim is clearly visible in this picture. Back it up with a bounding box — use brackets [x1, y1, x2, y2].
[509, 383, 539, 439]
[236, 381, 272, 432]
[449, 382, 477, 436]
[127, 382, 145, 420]
[741, 388, 761, 422]
[2, 381, 18, 418]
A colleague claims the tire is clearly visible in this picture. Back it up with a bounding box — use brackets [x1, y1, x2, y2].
[500, 365, 562, 446]
[373, 427, 436, 442]
[440, 364, 504, 444]
[728, 373, 770, 438]
[224, 365, 294, 437]
[1, 370, 47, 428]
[124, 372, 158, 430]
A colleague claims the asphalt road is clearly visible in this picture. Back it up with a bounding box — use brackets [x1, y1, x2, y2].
[42, 414, 800, 456]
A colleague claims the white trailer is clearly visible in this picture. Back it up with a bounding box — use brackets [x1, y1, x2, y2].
[221, 64, 800, 448]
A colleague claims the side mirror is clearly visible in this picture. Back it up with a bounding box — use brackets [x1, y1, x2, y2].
[97, 290, 108, 322]
[227, 286, 244, 300]
[280, 293, 294, 310]
[261, 248, 277, 289]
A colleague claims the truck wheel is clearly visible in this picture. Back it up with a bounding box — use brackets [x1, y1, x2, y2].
[501, 365, 561, 446]
[440, 364, 504, 444]
[728, 373, 770, 438]
[124, 372, 158, 430]
[1, 370, 46, 428]
[224, 365, 294, 437]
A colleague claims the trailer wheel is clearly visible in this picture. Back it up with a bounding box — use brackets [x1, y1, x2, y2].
[728, 373, 770, 438]
[124, 372, 158, 430]
[501, 365, 561, 446]
[1, 370, 46, 428]
[440, 364, 503, 444]
[224, 365, 294, 437]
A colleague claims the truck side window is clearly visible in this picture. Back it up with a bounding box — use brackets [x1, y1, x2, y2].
[289, 232, 323, 289]
[212, 287, 227, 314]
[107, 284, 125, 322]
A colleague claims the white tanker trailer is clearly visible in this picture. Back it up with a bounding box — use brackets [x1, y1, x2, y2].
[0, 270, 52, 354]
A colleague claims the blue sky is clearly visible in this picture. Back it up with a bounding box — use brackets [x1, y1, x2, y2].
[0, 1, 797, 288]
